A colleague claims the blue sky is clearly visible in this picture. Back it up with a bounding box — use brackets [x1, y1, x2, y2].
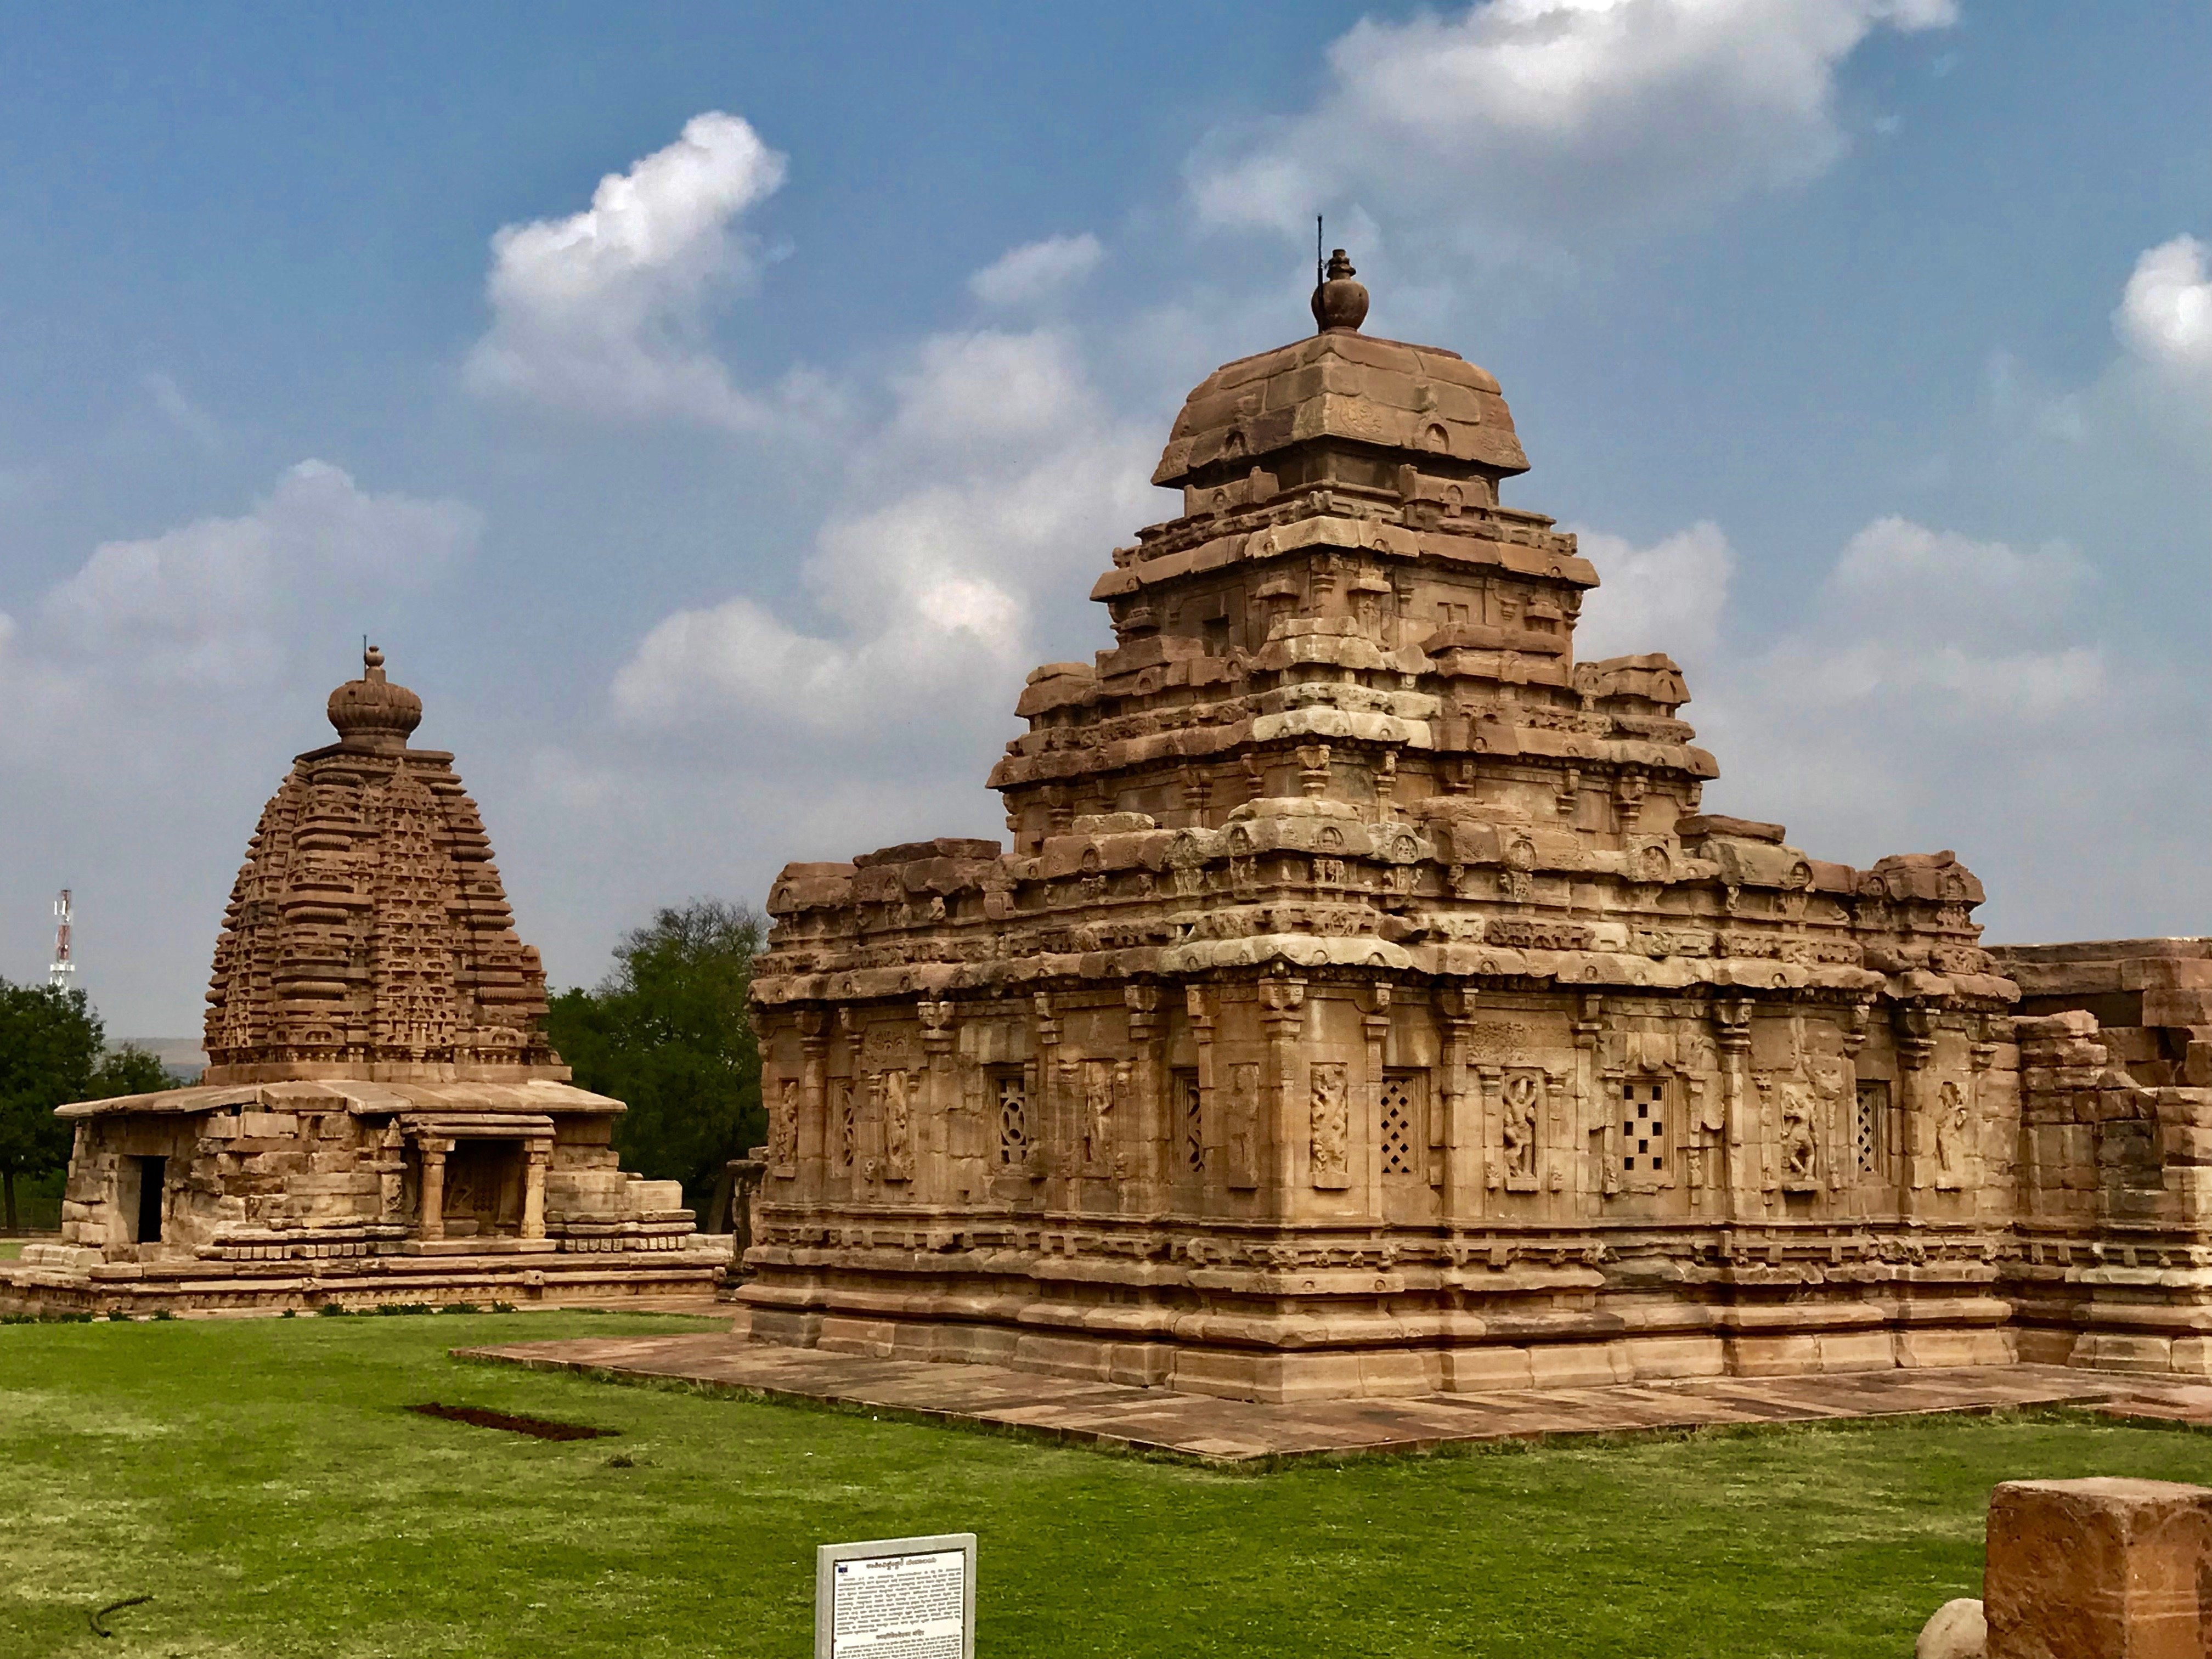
[1, 2, 2207, 1035]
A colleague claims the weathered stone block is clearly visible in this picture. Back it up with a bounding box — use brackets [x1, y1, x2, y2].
[1985, 1477, 2212, 1658]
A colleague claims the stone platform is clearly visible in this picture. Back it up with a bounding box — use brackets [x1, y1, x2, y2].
[452, 1336, 2212, 1464]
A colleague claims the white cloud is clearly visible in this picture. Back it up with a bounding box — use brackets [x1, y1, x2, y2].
[1190, 0, 1955, 252]
[1986, 233, 2212, 490]
[1570, 520, 1734, 666]
[37, 460, 479, 692]
[2116, 234, 2212, 385]
[1718, 514, 2101, 731]
[463, 112, 789, 428]
[0, 464, 486, 1031]
[969, 234, 1104, 307]
[609, 326, 1153, 754]
[143, 373, 222, 449]
[566, 324, 1160, 899]
[1628, 513, 2131, 901]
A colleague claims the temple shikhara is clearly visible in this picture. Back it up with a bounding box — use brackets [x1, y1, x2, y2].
[0, 649, 723, 1314]
[736, 256, 2212, 1400]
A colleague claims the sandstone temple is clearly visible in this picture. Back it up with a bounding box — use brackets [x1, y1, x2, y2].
[735, 255, 2212, 1401]
[0, 648, 724, 1314]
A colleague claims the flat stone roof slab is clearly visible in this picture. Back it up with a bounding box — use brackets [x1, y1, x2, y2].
[451, 1336, 2212, 1465]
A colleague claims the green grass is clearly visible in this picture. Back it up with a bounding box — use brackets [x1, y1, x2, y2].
[5, 1314, 2212, 1659]
[0, 1240, 22, 1261]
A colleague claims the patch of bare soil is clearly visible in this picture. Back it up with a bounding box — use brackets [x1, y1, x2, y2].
[407, 1403, 616, 1441]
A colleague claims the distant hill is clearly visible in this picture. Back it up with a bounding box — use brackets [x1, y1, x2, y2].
[113, 1037, 206, 1085]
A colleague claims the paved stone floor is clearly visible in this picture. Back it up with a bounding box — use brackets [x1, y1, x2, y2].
[452, 1331, 2212, 1463]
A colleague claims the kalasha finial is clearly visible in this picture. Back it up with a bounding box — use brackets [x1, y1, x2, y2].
[1311, 248, 1369, 334]
[328, 641, 421, 752]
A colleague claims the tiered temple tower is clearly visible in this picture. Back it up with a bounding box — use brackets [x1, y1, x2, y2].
[741, 258, 2041, 1401]
[202, 646, 565, 1084]
[2, 650, 723, 1314]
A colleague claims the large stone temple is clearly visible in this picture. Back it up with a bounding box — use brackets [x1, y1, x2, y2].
[0, 649, 725, 1314]
[737, 255, 2212, 1401]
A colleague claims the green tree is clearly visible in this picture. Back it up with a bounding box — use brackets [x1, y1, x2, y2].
[92, 1043, 180, 1098]
[0, 983, 182, 1232]
[545, 899, 765, 1218]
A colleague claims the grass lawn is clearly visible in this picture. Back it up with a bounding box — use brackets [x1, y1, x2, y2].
[7, 1314, 2212, 1659]
[0, 1240, 22, 1261]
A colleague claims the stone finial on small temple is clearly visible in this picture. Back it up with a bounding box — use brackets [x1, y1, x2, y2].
[327, 640, 422, 751]
[1311, 248, 1369, 334]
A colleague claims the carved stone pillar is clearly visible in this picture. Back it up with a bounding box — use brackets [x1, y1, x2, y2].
[1574, 995, 1607, 1200]
[416, 1136, 452, 1242]
[1897, 1004, 1939, 1217]
[1438, 990, 1477, 1222]
[1966, 1015, 1998, 1211]
[836, 1009, 862, 1193]
[1260, 974, 1307, 1214]
[798, 1010, 827, 1197]
[1187, 985, 1216, 1187]
[521, 1141, 548, 1240]
[1124, 985, 1163, 1201]
[920, 1000, 957, 1197]
[1360, 986, 1392, 1214]
[1713, 997, 1752, 1220]
[1839, 1003, 1871, 1198]
[1032, 992, 1062, 1191]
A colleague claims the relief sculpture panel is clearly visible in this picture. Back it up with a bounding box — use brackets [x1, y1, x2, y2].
[1310, 1061, 1350, 1190]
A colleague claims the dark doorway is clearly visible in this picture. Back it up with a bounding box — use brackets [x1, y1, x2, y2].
[441, 1141, 523, 1238]
[136, 1156, 166, 1244]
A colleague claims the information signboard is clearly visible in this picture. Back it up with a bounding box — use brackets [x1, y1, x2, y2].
[814, 1532, 977, 1659]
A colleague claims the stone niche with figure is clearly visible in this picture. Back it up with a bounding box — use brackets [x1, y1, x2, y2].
[738, 255, 2212, 1404]
[0, 650, 728, 1316]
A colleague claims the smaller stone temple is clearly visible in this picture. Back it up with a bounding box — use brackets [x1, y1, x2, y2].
[0, 648, 725, 1315]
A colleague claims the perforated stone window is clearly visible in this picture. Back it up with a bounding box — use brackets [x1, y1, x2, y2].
[1621, 1081, 1667, 1176]
[1381, 1070, 1425, 1180]
[994, 1070, 1030, 1166]
[1173, 1069, 1202, 1174]
[834, 1080, 856, 1172]
[1854, 1081, 1888, 1177]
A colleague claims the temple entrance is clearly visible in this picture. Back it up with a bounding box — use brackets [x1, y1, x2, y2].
[134, 1156, 166, 1244]
[441, 1141, 524, 1238]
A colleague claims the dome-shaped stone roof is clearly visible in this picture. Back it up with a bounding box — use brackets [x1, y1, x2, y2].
[202, 654, 564, 1085]
[1152, 265, 1530, 489]
[326, 645, 424, 753]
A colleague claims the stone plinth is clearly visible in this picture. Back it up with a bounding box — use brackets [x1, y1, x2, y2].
[1985, 1477, 2212, 1658]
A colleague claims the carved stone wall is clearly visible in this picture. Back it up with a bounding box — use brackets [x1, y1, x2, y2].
[739, 262, 2052, 1401]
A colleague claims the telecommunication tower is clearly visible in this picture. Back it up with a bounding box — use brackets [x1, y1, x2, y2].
[49, 888, 76, 990]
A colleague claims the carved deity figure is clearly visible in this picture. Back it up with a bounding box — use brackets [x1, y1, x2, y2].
[1081, 1060, 1116, 1171]
[770, 1077, 799, 1168]
[1935, 1079, 1967, 1187]
[1227, 1062, 1261, 1188]
[881, 1069, 913, 1182]
[1780, 1083, 1818, 1181]
[1501, 1075, 1540, 1180]
[1310, 1062, 1350, 1188]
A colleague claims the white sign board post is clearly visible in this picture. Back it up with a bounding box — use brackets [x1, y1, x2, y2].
[815, 1532, 977, 1659]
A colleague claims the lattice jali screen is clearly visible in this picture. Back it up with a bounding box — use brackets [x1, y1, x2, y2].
[1173, 1069, 1202, 1173]
[1854, 1081, 1887, 1176]
[1380, 1071, 1424, 1179]
[1621, 1081, 1667, 1176]
[995, 1071, 1030, 1166]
